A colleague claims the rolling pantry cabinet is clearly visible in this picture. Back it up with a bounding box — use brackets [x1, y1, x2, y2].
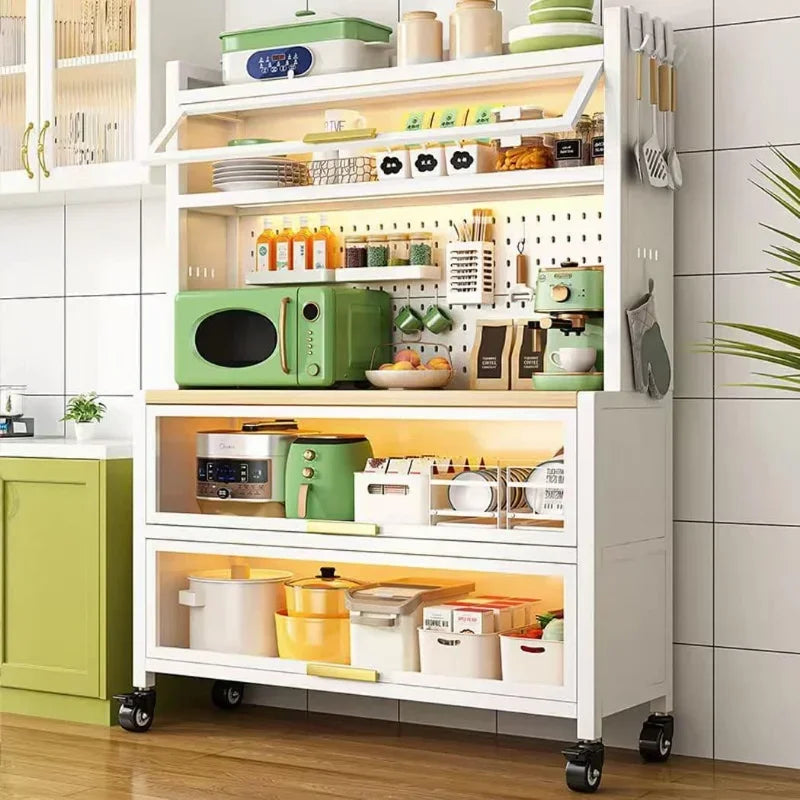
[0, 0, 224, 198]
[0, 449, 132, 725]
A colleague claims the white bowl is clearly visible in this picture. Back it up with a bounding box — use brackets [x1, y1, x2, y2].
[366, 369, 451, 390]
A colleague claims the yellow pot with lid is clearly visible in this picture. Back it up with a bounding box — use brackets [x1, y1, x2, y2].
[284, 566, 363, 618]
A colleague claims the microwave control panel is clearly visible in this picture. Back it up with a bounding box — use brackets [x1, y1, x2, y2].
[196, 458, 272, 501]
[298, 295, 330, 385]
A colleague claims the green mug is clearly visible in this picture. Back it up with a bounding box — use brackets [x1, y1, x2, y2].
[395, 305, 424, 334]
[422, 305, 453, 334]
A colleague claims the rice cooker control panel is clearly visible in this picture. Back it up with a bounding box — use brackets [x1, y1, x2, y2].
[246, 46, 314, 81]
[196, 458, 272, 501]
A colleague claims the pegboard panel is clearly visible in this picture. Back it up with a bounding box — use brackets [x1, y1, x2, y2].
[234, 195, 605, 388]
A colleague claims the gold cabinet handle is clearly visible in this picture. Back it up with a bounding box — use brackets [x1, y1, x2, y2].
[37, 121, 51, 178]
[279, 296, 290, 374]
[20, 122, 34, 179]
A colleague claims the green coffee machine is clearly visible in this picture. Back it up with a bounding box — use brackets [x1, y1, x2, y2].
[532, 262, 604, 391]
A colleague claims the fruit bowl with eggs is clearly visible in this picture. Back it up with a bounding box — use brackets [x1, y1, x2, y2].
[366, 348, 453, 390]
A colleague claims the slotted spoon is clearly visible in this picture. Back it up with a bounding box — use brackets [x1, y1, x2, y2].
[643, 51, 669, 189]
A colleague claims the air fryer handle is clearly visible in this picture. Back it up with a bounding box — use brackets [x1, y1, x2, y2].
[297, 483, 310, 519]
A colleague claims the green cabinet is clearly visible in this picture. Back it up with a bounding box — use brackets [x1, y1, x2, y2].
[0, 457, 132, 725]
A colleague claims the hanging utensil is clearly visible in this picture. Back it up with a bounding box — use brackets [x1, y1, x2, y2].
[629, 11, 647, 183]
[642, 16, 669, 189]
[511, 237, 533, 303]
[664, 22, 683, 190]
[655, 18, 674, 191]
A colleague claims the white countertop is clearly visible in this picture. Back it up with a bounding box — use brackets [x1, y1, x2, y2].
[0, 437, 132, 460]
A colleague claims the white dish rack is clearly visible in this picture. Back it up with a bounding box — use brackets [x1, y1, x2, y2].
[446, 242, 495, 305]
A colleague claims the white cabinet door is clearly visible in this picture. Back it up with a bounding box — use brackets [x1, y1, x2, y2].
[0, 0, 40, 194]
[38, 0, 142, 191]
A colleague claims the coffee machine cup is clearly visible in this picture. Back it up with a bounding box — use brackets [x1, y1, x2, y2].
[550, 347, 597, 373]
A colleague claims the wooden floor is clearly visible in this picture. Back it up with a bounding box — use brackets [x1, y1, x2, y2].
[1, 707, 799, 800]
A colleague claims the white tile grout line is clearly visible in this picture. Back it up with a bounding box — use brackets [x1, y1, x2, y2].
[710, 4, 717, 761]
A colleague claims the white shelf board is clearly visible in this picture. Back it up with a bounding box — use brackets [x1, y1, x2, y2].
[245, 264, 440, 286]
[180, 167, 604, 216]
[57, 50, 136, 70]
[0, 63, 25, 77]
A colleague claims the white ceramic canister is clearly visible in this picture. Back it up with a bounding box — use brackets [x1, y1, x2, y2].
[178, 566, 293, 656]
[398, 11, 443, 66]
[449, 0, 503, 60]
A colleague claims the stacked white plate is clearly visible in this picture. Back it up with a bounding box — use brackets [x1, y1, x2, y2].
[212, 158, 310, 192]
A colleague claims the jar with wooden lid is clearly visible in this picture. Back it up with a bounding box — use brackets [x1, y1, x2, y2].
[344, 235, 367, 269]
[388, 233, 410, 266]
[367, 234, 389, 268]
[398, 11, 443, 66]
[554, 115, 593, 168]
[449, 0, 502, 60]
[409, 232, 433, 265]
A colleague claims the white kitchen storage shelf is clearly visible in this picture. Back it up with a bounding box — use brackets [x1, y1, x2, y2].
[125, 9, 677, 794]
[245, 264, 441, 287]
[0, 0, 224, 200]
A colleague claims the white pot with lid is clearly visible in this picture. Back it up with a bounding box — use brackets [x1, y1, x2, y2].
[178, 565, 293, 656]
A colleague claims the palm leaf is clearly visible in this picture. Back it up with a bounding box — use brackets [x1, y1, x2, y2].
[771, 147, 800, 181]
[760, 222, 800, 247]
[766, 248, 800, 270]
[750, 179, 800, 222]
[712, 322, 800, 351]
[754, 163, 800, 207]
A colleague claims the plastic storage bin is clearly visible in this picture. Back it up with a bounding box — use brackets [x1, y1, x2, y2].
[445, 142, 497, 175]
[418, 627, 502, 679]
[500, 634, 564, 685]
[347, 579, 473, 672]
[411, 145, 447, 178]
[354, 472, 447, 526]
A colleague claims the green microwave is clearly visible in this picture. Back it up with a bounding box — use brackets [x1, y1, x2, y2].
[175, 286, 392, 387]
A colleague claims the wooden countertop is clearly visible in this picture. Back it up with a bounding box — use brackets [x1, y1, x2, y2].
[145, 390, 578, 409]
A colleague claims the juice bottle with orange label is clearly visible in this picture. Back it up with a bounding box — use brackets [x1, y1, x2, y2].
[312, 213, 338, 269]
[255, 217, 276, 272]
[275, 216, 294, 271]
[292, 215, 313, 271]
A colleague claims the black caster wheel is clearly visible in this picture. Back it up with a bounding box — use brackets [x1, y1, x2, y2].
[212, 680, 244, 710]
[563, 741, 604, 794]
[114, 689, 156, 733]
[639, 714, 674, 763]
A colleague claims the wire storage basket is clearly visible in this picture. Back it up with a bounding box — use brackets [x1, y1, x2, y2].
[310, 156, 377, 186]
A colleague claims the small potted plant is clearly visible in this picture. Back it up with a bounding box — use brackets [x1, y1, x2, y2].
[63, 393, 107, 442]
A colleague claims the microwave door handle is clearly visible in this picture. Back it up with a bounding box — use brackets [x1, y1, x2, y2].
[279, 296, 291, 374]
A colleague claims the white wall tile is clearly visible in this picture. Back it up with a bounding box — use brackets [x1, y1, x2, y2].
[715, 524, 800, 653]
[715, 399, 800, 526]
[399, 701, 496, 733]
[142, 197, 169, 294]
[715, 648, 800, 768]
[714, 145, 800, 275]
[675, 152, 712, 276]
[22, 396, 65, 437]
[66, 395, 134, 440]
[0, 206, 64, 298]
[674, 399, 713, 521]
[715, 0, 800, 25]
[675, 28, 713, 153]
[308, 692, 399, 722]
[715, 19, 800, 150]
[66, 200, 140, 296]
[674, 523, 713, 645]
[674, 276, 712, 399]
[674, 644, 713, 758]
[65, 295, 140, 395]
[142, 294, 172, 390]
[714, 272, 799, 398]
[0, 298, 64, 394]
[603, 0, 713, 30]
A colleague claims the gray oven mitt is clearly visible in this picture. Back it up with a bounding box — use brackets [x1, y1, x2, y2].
[627, 279, 672, 399]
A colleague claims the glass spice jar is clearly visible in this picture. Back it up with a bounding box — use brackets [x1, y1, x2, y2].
[410, 232, 433, 265]
[367, 234, 389, 267]
[591, 112, 604, 165]
[554, 114, 593, 168]
[344, 235, 367, 268]
[388, 233, 410, 266]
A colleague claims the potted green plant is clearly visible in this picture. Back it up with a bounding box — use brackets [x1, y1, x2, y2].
[701, 148, 800, 390]
[63, 393, 107, 441]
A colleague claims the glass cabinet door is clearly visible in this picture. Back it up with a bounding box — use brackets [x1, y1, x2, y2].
[40, 0, 137, 181]
[0, 0, 38, 193]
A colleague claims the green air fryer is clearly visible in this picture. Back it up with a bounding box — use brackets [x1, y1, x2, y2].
[285, 435, 373, 521]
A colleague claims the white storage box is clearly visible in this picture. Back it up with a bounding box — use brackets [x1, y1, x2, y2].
[500, 634, 564, 685]
[444, 143, 497, 175]
[377, 149, 411, 181]
[446, 242, 495, 306]
[411, 145, 447, 178]
[178, 566, 293, 656]
[418, 627, 502, 679]
[348, 579, 473, 672]
[354, 471, 447, 526]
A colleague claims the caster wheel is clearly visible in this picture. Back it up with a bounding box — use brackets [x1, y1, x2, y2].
[563, 741, 604, 794]
[212, 681, 244, 710]
[639, 714, 674, 763]
[115, 689, 156, 733]
[565, 761, 602, 794]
